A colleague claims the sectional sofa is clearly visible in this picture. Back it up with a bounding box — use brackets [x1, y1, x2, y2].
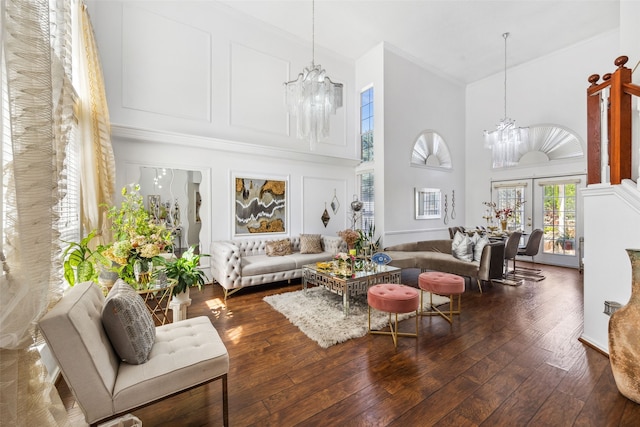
[383, 238, 505, 292]
[210, 235, 346, 299]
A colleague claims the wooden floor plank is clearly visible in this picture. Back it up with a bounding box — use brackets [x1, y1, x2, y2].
[56, 263, 639, 426]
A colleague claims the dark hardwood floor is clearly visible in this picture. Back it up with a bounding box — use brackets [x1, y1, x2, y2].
[58, 264, 640, 426]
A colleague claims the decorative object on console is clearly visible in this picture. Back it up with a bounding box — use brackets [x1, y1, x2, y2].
[234, 175, 286, 235]
[283, 0, 343, 150]
[608, 249, 640, 404]
[483, 32, 529, 168]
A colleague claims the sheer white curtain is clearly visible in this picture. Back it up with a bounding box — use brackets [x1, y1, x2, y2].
[75, 1, 115, 245]
[0, 0, 93, 424]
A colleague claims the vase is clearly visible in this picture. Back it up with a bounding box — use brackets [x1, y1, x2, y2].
[500, 220, 507, 231]
[608, 249, 640, 404]
[134, 259, 152, 287]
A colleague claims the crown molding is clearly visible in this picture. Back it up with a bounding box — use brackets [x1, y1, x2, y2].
[110, 124, 360, 168]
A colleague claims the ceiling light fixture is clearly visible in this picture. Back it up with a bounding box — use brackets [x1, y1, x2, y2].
[484, 32, 529, 167]
[284, 0, 343, 150]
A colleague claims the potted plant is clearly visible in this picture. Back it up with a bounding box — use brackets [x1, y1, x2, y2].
[161, 245, 209, 298]
[63, 229, 110, 286]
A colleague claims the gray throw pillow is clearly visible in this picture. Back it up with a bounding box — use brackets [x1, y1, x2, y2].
[300, 234, 323, 254]
[102, 279, 155, 364]
[452, 231, 473, 262]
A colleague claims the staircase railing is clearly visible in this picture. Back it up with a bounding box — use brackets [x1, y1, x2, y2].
[587, 56, 640, 185]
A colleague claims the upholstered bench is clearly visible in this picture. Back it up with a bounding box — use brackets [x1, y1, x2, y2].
[38, 281, 229, 426]
[418, 271, 465, 323]
[367, 283, 419, 347]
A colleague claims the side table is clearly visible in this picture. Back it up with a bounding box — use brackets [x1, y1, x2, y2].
[136, 281, 175, 325]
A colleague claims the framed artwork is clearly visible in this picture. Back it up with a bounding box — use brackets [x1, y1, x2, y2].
[233, 174, 287, 235]
[415, 188, 441, 219]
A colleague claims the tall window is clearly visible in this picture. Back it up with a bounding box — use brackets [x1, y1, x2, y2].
[359, 172, 374, 230]
[360, 87, 373, 162]
[542, 183, 576, 256]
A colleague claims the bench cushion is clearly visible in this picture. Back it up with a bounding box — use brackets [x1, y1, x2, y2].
[113, 316, 228, 413]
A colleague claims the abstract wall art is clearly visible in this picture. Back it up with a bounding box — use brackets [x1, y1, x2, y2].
[234, 175, 287, 235]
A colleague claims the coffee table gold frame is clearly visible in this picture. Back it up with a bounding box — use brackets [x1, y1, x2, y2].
[302, 264, 401, 316]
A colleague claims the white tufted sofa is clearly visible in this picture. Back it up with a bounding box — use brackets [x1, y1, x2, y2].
[210, 235, 346, 299]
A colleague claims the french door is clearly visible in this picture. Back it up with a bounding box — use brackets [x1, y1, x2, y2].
[491, 175, 585, 269]
[532, 175, 584, 268]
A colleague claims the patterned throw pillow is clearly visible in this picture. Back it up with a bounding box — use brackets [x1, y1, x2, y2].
[300, 234, 323, 254]
[451, 231, 473, 262]
[266, 238, 292, 256]
[101, 279, 155, 364]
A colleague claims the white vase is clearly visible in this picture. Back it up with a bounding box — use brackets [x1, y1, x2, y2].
[173, 286, 190, 303]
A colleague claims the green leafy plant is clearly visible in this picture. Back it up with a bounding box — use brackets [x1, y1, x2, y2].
[355, 223, 381, 255]
[63, 230, 109, 286]
[102, 184, 173, 286]
[161, 246, 209, 296]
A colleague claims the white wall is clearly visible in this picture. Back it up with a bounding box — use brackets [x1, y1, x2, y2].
[87, 0, 355, 155]
[382, 49, 466, 247]
[88, 0, 360, 250]
[464, 30, 620, 226]
[582, 182, 640, 353]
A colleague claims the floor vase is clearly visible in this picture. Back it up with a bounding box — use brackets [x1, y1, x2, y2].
[608, 249, 640, 404]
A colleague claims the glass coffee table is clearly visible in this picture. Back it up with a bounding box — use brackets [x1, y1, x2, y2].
[302, 263, 401, 315]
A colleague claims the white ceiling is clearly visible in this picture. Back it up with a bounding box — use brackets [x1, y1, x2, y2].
[217, 0, 620, 84]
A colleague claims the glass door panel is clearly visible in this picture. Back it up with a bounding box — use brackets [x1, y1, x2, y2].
[533, 176, 585, 268]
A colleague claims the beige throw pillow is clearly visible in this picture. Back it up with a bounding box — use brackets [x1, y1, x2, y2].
[300, 234, 323, 254]
[266, 238, 292, 256]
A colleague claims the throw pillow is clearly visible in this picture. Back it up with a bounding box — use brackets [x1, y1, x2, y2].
[266, 238, 292, 256]
[451, 231, 473, 262]
[472, 235, 490, 262]
[300, 234, 323, 254]
[101, 279, 155, 364]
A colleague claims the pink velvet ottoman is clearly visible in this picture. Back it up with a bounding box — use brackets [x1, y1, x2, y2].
[418, 271, 465, 324]
[367, 283, 419, 347]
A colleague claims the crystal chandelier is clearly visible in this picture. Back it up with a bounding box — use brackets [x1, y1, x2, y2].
[484, 32, 529, 167]
[284, 0, 343, 150]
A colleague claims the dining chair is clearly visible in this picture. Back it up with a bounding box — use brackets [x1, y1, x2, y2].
[516, 228, 544, 271]
[503, 231, 522, 277]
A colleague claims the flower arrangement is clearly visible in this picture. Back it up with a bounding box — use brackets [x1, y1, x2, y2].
[102, 184, 173, 287]
[334, 252, 355, 263]
[338, 229, 360, 249]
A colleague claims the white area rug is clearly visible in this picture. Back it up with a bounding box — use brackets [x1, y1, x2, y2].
[263, 286, 449, 348]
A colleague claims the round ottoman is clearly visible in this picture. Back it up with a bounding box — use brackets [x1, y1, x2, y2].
[367, 283, 420, 347]
[418, 271, 465, 324]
